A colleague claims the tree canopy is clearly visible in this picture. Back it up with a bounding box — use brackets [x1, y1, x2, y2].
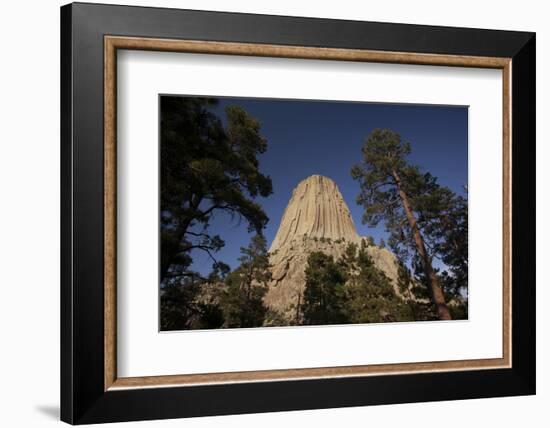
[160, 97, 273, 282]
[301, 252, 348, 325]
[351, 129, 467, 320]
[220, 235, 272, 328]
[301, 242, 418, 325]
[159, 97, 274, 331]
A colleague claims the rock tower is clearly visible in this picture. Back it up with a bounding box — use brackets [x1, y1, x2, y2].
[265, 175, 404, 323]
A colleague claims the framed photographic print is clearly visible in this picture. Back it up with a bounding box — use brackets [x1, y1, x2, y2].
[60, 2, 535, 424]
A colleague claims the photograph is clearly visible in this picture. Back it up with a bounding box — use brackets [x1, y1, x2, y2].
[159, 95, 469, 331]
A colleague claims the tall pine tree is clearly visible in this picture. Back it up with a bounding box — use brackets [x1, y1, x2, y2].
[220, 235, 272, 328]
[301, 252, 348, 325]
[351, 129, 455, 320]
[160, 97, 273, 282]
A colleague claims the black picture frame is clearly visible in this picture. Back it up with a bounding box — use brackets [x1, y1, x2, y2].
[61, 2, 535, 424]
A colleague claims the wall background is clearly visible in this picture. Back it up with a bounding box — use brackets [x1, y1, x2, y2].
[0, 0, 545, 426]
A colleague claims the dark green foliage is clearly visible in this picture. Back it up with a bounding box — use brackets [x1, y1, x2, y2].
[161, 235, 273, 331]
[264, 308, 291, 327]
[219, 235, 272, 328]
[160, 280, 199, 331]
[159, 97, 274, 330]
[160, 278, 225, 331]
[301, 252, 348, 325]
[342, 244, 415, 323]
[449, 303, 468, 320]
[393, 258, 440, 321]
[351, 129, 468, 318]
[351, 129, 445, 261]
[410, 257, 433, 300]
[301, 244, 416, 325]
[160, 97, 272, 282]
[428, 193, 468, 300]
[396, 260, 412, 295]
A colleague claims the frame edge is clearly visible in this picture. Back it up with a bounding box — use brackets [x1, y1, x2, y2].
[63, 3, 536, 423]
[510, 32, 536, 394]
[60, 2, 74, 425]
[104, 35, 513, 390]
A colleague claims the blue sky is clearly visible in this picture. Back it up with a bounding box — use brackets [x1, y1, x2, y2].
[187, 96, 468, 275]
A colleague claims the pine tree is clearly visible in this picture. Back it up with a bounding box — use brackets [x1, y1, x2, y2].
[160, 274, 226, 331]
[219, 235, 271, 328]
[160, 97, 273, 282]
[424, 191, 468, 300]
[301, 252, 348, 325]
[351, 129, 455, 320]
[342, 243, 414, 323]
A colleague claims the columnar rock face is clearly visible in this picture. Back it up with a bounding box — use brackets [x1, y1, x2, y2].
[264, 175, 405, 323]
[269, 175, 360, 252]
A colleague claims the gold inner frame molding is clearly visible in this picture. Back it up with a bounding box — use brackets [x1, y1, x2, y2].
[104, 35, 512, 391]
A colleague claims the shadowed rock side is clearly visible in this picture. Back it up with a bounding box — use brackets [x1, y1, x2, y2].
[264, 175, 408, 323]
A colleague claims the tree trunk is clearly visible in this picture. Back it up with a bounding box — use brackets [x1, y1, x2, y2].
[392, 170, 452, 320]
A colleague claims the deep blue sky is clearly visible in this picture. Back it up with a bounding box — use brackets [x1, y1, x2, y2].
[188, 96, 468, 275]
